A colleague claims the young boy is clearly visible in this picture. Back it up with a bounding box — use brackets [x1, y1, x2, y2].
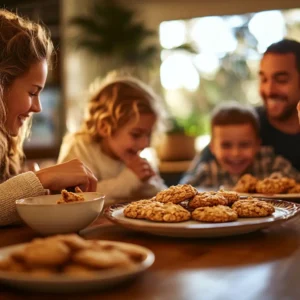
[180, 102, 300, 188]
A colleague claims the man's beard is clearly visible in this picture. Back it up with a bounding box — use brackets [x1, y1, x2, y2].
[267, 103, 297, 121]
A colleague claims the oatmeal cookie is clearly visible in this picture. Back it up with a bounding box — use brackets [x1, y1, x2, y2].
[123, 199, 159, 219]
[255, 178, 285, 194]
[279, 177, 296, 192]
[232, 199, 275, 217]
[189, 192, 228, 208]
[91, 241, 147, 262]
[217, 189, 240, 205]
[50, 234, 91, 250]
[145, 202, 191, 222]
[233, 174, 258, 193]
[57, 189, 85, 204]
[192, 205, 238, 223]
[73, 248, 132, 268]
[156, 184, 197, 204]
[288, 184, 300, 194]
[22, 239, 71, 266]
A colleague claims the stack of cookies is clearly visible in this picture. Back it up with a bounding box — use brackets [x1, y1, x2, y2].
[123, 184, 275, 223]
[0, 234, 147, 277]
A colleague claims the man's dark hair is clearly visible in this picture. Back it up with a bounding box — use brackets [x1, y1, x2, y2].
[265, 39, 300, 73]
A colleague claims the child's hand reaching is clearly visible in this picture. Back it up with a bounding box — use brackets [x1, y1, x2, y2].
[124, 155, 155, 182]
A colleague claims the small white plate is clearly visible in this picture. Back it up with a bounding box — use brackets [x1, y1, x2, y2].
[105, 200, 300, 238]
[0, 241, 155, 293]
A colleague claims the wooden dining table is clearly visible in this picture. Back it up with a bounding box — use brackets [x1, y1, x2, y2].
[1, 212, 300, 300]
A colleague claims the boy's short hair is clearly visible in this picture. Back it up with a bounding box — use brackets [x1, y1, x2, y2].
[211, 101, 260, 137]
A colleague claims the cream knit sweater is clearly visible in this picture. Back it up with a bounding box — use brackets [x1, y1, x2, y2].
[0, 172, 46, 226]
[58, 133, 167, 201]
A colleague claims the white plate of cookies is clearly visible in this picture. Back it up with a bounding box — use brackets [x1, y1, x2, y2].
[232, 174, 300, 200]
[0, 234, 155, 293]
[105, 184, 300, 238]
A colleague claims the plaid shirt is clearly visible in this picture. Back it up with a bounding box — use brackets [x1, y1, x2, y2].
[180, 146, 300, 188]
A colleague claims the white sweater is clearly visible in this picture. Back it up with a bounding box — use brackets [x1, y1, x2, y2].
[0, 172, 46, 226]
[58, 133, 167, 200]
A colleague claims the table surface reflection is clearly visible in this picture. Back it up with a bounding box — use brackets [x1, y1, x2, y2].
[1, 213, 300, 300]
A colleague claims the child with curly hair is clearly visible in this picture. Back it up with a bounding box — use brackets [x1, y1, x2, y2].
[58, 74, 167, 200]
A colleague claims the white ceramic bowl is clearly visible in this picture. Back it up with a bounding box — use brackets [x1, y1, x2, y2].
[16, 192, 105, 235]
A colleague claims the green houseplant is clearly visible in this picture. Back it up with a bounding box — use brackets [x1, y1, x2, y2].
[156, 118, 195, 161]
[156, 113, 209, 161]
[68, 0, 159, 78]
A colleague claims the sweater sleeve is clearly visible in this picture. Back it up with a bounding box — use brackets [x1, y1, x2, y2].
[0, 172, 46, 226]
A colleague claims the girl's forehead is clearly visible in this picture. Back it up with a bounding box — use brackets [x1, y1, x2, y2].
[124, 113, 156, 129]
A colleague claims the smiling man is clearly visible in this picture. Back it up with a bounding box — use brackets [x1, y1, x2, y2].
[257, 39, 300, 170]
